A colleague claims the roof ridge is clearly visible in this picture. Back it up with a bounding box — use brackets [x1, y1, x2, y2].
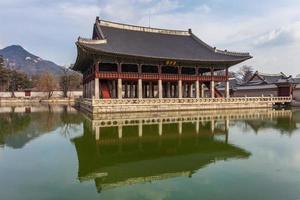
[256, 71, 286, 77]
[97, 17, 190, 36]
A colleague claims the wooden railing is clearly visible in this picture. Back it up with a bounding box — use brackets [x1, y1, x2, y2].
[94, 72, 226, 82]
[85, 96, 292, 105]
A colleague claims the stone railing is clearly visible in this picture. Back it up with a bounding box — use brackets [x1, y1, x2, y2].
[88, 96, 292, 105]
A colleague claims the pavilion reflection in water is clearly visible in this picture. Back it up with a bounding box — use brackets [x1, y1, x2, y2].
[72, 109, 292, 192]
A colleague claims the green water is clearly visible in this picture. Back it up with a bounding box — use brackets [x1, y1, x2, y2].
[0, 106, 300, 200]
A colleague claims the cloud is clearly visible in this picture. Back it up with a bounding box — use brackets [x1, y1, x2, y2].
[0, 0, 300, 75]
[59, 3, 101, 22]
[253, 22, 300, 47]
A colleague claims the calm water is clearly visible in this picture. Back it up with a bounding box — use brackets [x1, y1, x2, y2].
[0, 105, 300, 200]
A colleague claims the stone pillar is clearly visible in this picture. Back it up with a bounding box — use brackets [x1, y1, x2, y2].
[189, 83, 193, 98]
[195, 80, 199, 98]
[138, 79, 142, 99]
[92, 80, 95, 98]
[90, 81, 92, 98]
[210, 80, 215, 98]
[178, 80, 182, 98]
[112, 80, 116, 98]
[158, 79, 163, 98]
[210, 67, 215, 98]
[94, 78, 100, 99]
[200, 83, 205, 98]
[149, 82, 153, 98]
[167, 82, 171, 98]
[117, 78, 122, 99]
[225, 80, 230, 98]
[130, 83, 134, 98]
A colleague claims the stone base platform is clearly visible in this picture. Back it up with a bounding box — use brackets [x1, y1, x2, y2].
[76, 97, 291, 114]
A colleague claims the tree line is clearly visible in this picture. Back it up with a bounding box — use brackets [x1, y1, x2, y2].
[0, 56, 82, 98]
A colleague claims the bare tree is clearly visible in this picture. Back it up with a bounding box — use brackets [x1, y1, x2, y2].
[59, 65, 82, 98]
[235, 65, 254, 83]
[60, 66, 70, 98]
[37, 71, 59, 99]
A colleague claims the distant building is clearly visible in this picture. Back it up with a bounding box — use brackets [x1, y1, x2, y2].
[218, 71, 299, 97]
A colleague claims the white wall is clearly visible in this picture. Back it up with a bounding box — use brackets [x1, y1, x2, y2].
[0, 91, 82, 98]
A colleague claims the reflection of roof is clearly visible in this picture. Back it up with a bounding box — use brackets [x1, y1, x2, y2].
[73, 18, 252, 72]
[73, 123, 250, 192]
[244, 117, 297, 135]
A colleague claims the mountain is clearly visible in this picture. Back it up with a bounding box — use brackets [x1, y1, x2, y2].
[0, 45, 66, 76]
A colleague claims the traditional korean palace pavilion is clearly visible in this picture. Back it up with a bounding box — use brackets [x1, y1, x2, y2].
[73, 17, 292, 113]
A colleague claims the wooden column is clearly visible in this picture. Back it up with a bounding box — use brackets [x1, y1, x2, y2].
[178, 66, 182, 98]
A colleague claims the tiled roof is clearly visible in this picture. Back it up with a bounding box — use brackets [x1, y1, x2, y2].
[74, 18, 252, 69]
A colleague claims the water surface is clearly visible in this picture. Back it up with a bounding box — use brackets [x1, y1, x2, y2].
[0, 105, 300, 200]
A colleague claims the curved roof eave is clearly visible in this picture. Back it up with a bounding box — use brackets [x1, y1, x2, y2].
[78, 42, 252, 65]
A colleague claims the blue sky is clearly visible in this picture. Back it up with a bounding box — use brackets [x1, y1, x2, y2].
[0, 0, 300, 75]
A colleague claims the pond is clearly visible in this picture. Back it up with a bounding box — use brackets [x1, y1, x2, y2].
[0, 105, 300, 200]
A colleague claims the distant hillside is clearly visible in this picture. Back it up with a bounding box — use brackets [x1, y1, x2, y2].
[0, 45, 69, 76]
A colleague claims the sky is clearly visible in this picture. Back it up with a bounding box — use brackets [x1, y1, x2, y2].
[0, 0, 300, 75]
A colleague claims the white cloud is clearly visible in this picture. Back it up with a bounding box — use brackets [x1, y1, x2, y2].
[253, 21, 300, 47]
[59, 3, 101, 22]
